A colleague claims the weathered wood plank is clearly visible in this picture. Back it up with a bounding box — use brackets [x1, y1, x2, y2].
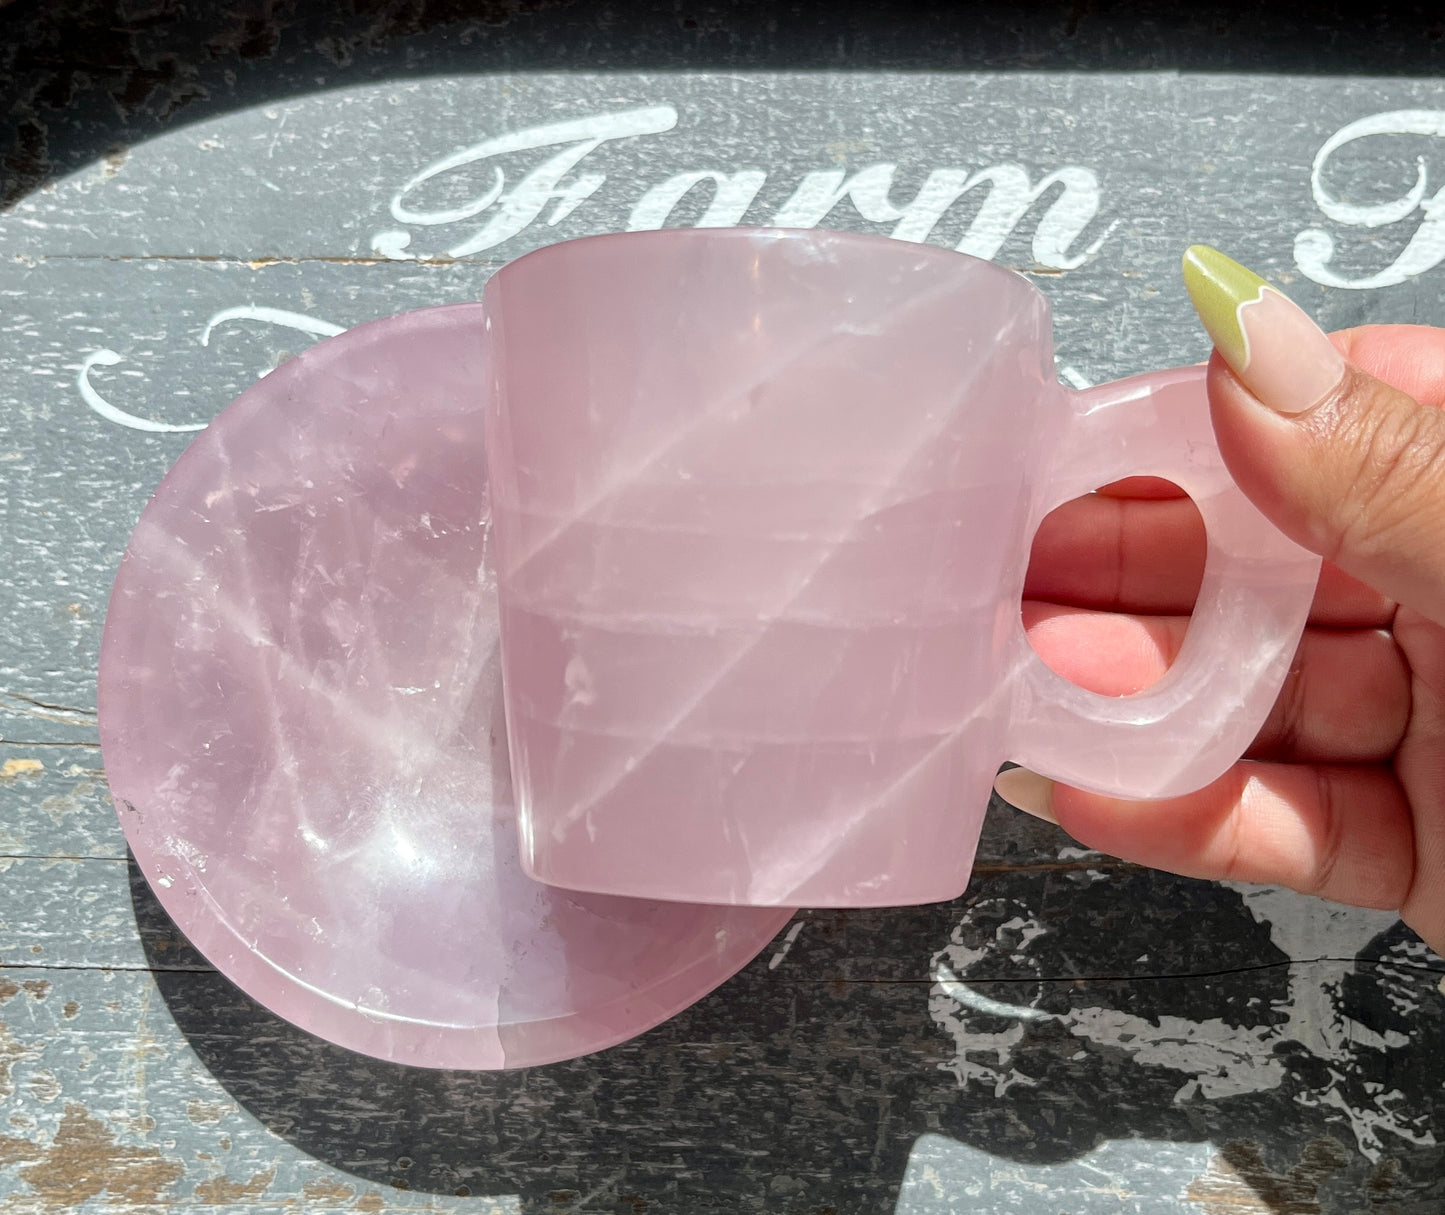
[0, 750, 114, 860]
[5, 4, 1445, 1211]
[0, 71, 1171, 266]
[2, 882, 1443, 1213]
[0, 852, 1227, 981]
[7, 0, 1445, 220]
[0, 858, 150, 970]
[4, 855, 1444, 1205]
[0, 968, 515, 1212]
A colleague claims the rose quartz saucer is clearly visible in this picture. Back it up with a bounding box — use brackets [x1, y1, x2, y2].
[98, 305, 794, 1069]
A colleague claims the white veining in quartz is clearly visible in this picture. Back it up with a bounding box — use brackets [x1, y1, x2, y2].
[485, 229, 1320, 909]
[99, 304, 792, 1069]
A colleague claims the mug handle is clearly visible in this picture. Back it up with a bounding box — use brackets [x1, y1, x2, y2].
[1006, 364, 1321, 798]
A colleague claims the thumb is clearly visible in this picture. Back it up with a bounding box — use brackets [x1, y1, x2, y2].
[1184, 245, 1445, 622]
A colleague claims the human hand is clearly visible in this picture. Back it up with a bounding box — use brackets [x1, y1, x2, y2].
[997, 246, 1445, 957]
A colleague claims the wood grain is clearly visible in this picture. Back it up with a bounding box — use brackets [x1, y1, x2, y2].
[4, 3, 1445, 1211]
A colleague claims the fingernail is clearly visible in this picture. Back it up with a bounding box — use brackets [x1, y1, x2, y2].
[993, 767, 1057, 824]
[1181, 245, 1345, 416]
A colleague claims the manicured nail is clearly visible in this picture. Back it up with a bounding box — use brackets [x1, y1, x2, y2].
[993, 767, 1057, 824]
[1181, 245, 1345, 416]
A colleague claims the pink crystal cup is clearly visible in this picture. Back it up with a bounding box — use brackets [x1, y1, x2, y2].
[484, 228, 1321, 908]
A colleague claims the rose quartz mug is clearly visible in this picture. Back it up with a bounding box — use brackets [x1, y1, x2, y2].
[483, 228, 1320, 908]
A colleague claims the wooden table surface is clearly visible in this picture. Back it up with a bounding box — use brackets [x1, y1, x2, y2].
[3, 3, 1445, 1211]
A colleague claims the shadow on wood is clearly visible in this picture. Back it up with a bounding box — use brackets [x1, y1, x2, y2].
[7, 0, 1445, 209]
[127, 847, 1445, 1213]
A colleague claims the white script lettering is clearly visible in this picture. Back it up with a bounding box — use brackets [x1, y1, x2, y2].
[79, 307, 344, 434]
[627, 169, 768, 230]
[373, 106, 679, 259]
[1295, 109, 1445, 289]
[771, 163, 1110, 267]
[374, 105, 1111, 269]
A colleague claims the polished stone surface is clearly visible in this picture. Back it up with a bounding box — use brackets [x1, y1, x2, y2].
[485, 229, 1320, 910]
[98, 304, 793, 1069]
[9, 10, 1445, 1206]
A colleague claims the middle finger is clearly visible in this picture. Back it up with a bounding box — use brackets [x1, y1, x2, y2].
[1025, 491, 1395, 627]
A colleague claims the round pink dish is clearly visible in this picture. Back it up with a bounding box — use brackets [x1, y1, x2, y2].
[98, 304, 794, 1070]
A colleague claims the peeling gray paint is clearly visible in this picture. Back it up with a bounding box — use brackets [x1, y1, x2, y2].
[4, 4, 1445, 1212]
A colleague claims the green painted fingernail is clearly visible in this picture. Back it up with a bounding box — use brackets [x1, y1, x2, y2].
[1181, 245, 1270, 374]
[1181, 244, 1345, 415]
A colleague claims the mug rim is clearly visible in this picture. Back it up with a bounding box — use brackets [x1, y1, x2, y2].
[487, 225, 1048, 313]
